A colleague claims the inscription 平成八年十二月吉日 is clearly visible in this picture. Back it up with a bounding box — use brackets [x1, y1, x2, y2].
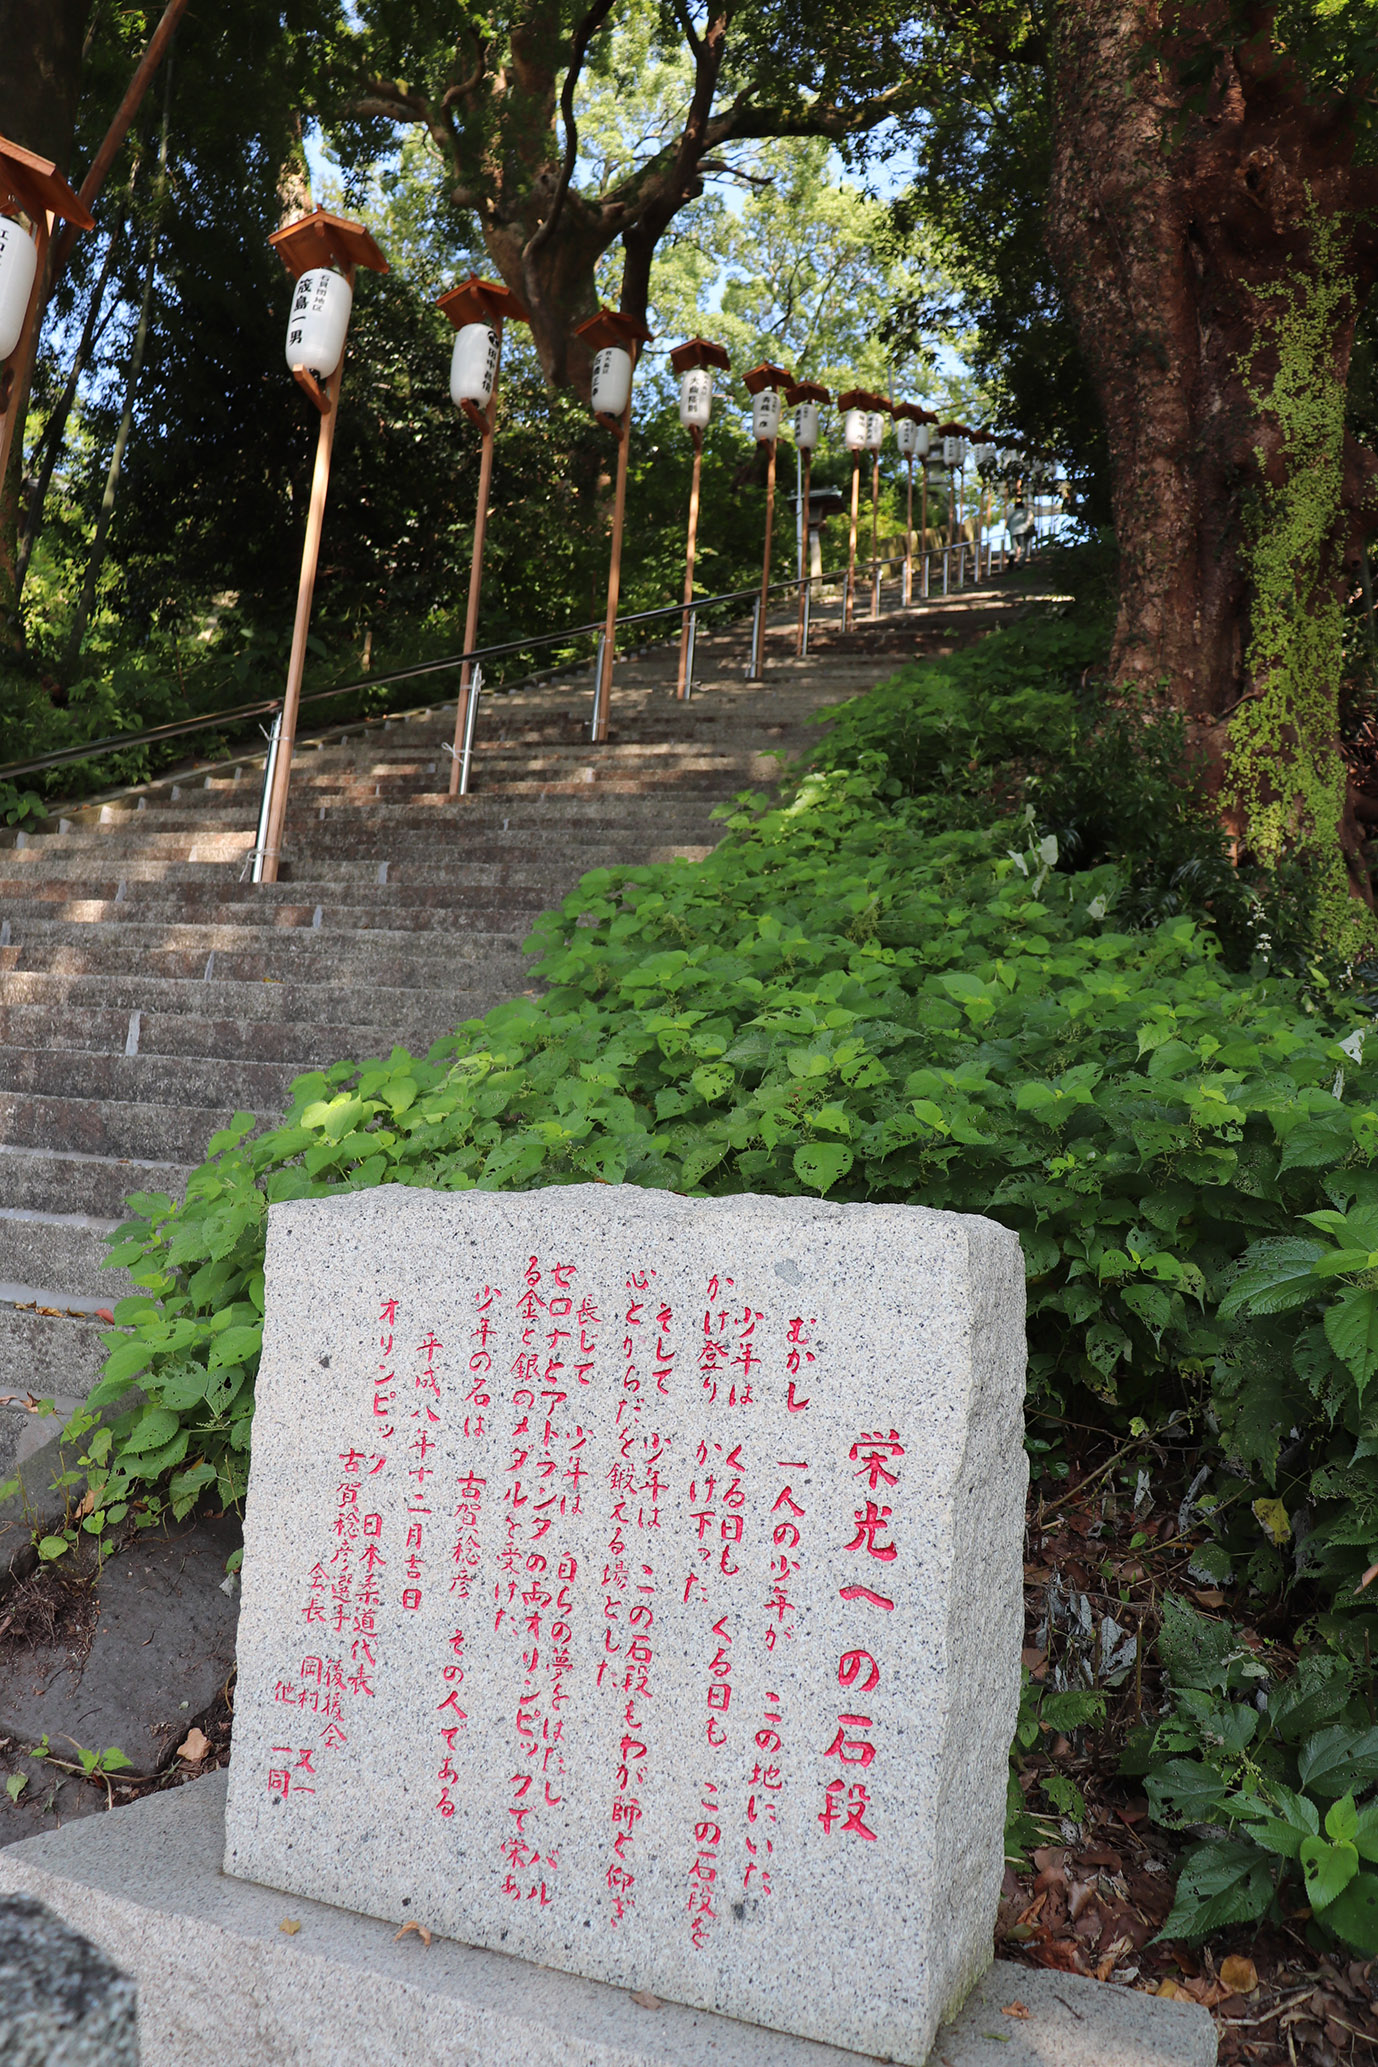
[223, 1186, 1027, 2066]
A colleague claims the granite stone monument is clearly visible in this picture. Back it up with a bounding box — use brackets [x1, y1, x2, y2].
[224, 1185, 1028, 2065]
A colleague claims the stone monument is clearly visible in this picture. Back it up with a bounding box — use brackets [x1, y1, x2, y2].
[0, 1891, 140, 2064]
[224, 1185, 1027, 2065]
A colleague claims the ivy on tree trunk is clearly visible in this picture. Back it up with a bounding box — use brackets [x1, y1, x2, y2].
[1045, 0, 1378, 950]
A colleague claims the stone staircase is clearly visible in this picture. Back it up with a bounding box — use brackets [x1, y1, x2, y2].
[0, 601, 931, 1475]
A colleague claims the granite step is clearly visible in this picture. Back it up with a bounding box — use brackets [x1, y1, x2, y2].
[0, 1145, 190, 1220]
[0, 970, 501, 1028]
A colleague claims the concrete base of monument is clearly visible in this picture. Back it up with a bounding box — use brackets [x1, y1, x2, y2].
[0, 1772, 1217, 2067]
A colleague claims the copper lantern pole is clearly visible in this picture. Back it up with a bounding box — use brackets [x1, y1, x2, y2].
[785, 380, 829, 656]
[575, 308, 653, 745]
[669, 336, 731, 699]
[437, 275, 532, 795]
[255, 207, 388, 886]
[743, 361, 792, 683]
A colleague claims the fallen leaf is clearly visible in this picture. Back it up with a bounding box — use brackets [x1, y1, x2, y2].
[1192, 1588, 1225, 1607]
[1155, 1979, 1184, 2000]
[73, 1488, 96, 1521]
[393, 1920, 431, 1947]
[177, 1727, 211, 1763]
[1252, 1496, 1290, 1545]
[94, 1308, 116, 1325]
[279, 1919, 300, 1936]
[631, 1990, 661, 2010]
[1001, 2002, 1031, 2019]
[1359, 1563, 1378, 1592]
[1219, 1955, 1258, 1996]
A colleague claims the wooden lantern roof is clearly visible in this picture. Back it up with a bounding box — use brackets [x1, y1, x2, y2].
[669, 335, 731, 374]
[574, 308, 653, 352]
[742, 360, 793, 395]
[0, 135, 92, 230]
[934, 420, 968, 437]
[437, 274, 530, 331]
[784, 379, 830, 405]
[269, 206, 388, 281]
[836, 387, 890, 413]
[892, 401, 936, 424]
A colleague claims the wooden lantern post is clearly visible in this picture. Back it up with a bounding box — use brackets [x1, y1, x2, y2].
[0, 139, 93, 532]
[575, 308, 652, 745]
[784, 380, 829, 656]
[867, 402, 892, 618]
[669, 336, 731, 699]
[437, 275, 531, 795]
[837, 389, 886, 632]
[255, 207, 387, 886]
[742, 361, 793, 683]
[891, 403, 932, 605]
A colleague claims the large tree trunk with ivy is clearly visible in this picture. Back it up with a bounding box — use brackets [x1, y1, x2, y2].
[1045, 0, 1378, 950]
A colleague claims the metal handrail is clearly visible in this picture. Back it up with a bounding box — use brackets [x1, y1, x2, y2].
[0, 541, 1010, 787]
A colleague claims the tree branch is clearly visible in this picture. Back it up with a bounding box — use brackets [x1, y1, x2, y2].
[524, 0, 617, 264]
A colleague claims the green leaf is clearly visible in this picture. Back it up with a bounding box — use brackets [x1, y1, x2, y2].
[1298, 1725, 1378, 1798]
[1324, 1287, 1378, 1396]
[792, 1143, 853, 1195]
[1157, 1840, 1274, 1940]
[36, 1536, 70, 1562]
[1325, 1870, 1378, 1954]
[1300, 1835, 1359, 1910]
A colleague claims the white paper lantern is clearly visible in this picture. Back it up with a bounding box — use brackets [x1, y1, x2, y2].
[0, 216, 38, 363]
[752, 388, 781, 444]
[284, 266, 352, 380]
[914, 423, 932, 460]
[843, 408, 868, 451]
[792, 401, 820, 450]
[895, 416, 920, 458]
[865, 410, 887, 452]
[590, 345, 633, 418]
[450, 322, 500, 409]
[678, 368, 712, 430]
[941, 435, 963, 469]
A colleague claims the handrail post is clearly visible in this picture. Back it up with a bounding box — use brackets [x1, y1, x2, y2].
[748, 595, 762, 678]
[589, 635, 607, 741]
[801, 576, 811, 656]
[457, 662, 483, 795]
[250, 710, 283, 885]
[684, 609, 697, 699]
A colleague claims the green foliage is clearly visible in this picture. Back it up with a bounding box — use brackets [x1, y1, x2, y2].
[0, 783, 45, 827]
[69, 584, 1378, 1648]
[1007, 1669, 1108, 1860]
[1129, 1598, 1378, 1952]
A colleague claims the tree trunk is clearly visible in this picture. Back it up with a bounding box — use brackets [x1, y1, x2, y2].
[1046, 0, 1378, 949]
[0, 0, 93, 656]
[64, 67, 170, 675]
[15, 212, 125, 599]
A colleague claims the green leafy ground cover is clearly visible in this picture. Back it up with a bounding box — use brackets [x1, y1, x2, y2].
[32, 554, 1378, 1956]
